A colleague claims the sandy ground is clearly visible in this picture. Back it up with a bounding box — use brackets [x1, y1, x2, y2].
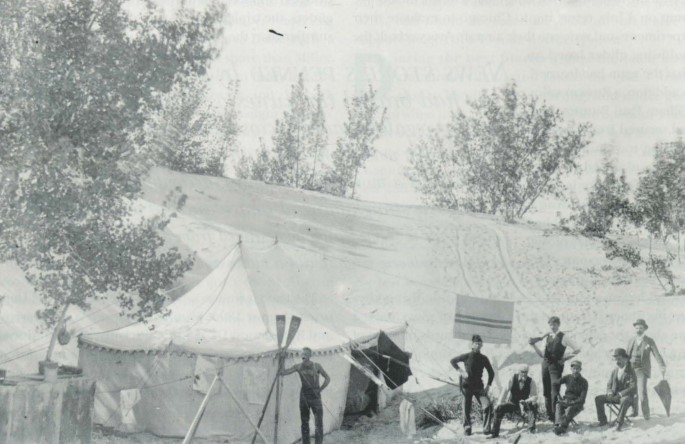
[2, 169, 685, 443]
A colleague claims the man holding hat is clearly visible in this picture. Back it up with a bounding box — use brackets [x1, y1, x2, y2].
[593, 348, 636, 431]
[626, 318, 666, 420]
[489, 364, 539, 438]
[554, 360, 588, 435]
[450, 334, 495, 436]
[529, 316, 581, 421]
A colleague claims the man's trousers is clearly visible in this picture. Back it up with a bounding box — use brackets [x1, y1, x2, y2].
[595, 393, 632, 427]
[462, 387, 492, 432]
[491, 400, 537, 436]
[542, 361, 564, 420]
[300, 392, 324, 444]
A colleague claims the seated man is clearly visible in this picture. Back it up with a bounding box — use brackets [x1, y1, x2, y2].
[594, 348, 636, 431]
[489, 364, 539, 438]
[554, 360, 588, 435]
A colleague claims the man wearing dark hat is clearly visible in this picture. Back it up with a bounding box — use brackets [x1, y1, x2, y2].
[554, 360, 588, 435]
[626, 318, 666, 420]
[450, 334, 495, 436]
[593, 348, 636, 431]
[529, 316, 581, 421]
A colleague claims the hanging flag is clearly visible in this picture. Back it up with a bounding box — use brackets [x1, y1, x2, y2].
[453, 294, 514, 345]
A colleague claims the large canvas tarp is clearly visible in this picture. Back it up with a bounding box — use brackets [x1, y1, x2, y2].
[80, 244, 400, 356]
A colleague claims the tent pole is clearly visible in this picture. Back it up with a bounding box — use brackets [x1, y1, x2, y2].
[251, 316, 301, 444]
[274, 353, 284, 444]
[219, 378, 270, 444]
[251, 373, 279, 444]
[182, 372, 220, 444]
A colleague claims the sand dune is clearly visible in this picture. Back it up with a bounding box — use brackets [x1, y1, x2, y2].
[2, 167, 683, 443]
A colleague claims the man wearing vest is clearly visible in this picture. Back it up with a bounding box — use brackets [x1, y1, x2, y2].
[282, 347, 331, 444]
[489, 364, 538, 438]
[593, 348, 636, 431]
[529, 316, 581, 421]
[626, 318, 666, 420]
[450, 334, 495, 436]
[554, 360, 588, 435]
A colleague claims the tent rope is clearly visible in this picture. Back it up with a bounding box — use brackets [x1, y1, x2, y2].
[349, 347, 462, 437]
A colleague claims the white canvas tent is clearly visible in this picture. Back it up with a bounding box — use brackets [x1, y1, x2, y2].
[78, 242, 406, 442]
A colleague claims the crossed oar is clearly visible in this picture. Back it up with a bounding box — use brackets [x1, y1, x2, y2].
[251, 315, 301, 444]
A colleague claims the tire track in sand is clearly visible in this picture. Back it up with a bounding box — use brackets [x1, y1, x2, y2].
[491, 225, 532, 300]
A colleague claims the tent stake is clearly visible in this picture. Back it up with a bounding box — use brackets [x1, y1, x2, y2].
[182, 373, 220, 444]
[219, 378, 270, 443]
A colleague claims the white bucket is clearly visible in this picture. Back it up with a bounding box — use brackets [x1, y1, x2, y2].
[44, 363, 58, 383]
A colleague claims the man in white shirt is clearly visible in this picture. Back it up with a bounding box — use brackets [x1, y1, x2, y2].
[488, 364, 538, 438]
[626, 318, 666, 420]
[529, 316, 581, 421]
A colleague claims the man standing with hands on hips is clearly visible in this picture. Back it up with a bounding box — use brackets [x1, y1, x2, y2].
[450, 334, 495, 436]
[529, 316, 581, 422]
[626, 318, 666, 420]
[282, 347, 331, 444]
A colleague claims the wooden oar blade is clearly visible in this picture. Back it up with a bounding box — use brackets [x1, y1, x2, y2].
[276, 315, 286, 348]
[284, 316, 301, 348]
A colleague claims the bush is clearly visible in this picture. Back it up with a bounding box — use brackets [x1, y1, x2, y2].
[602, 238, 678, 294]
[646, 253, 677, 294]
[601, 239, 642, 268]
[417, 397, 462, 428]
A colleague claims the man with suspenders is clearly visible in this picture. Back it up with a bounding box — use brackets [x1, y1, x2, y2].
[529, 316, 581, 422]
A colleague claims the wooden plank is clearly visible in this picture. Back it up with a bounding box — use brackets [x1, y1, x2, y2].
[60, 378, 95, 443]
[0, 387, 13, 442]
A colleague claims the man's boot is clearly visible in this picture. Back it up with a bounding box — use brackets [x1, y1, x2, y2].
[489, 416, 501, 438]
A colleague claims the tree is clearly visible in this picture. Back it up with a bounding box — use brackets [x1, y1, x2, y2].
[308, 85, 327, 187]
[329, 85, 387, 198]
[567, 149, 632, 237]
[406, 128, 461, 209]
[634, 140, 685, 248]
[271, 73, 328, 188]
[407, 82, 593, 221]
[240, 73, 328, 188]
[218, 80, 242, 166]
[234, 138, 272, 182]
[0, 0, 224, 362]
[145, 76, 240, 176]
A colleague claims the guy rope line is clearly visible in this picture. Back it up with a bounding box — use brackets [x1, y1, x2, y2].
[350, 347, 463, 438]
[0, 271, 209, 363]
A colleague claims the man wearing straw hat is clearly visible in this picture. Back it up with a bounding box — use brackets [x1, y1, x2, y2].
[489, 364, 539, 438]
[593, 348, 636, 431]
[626, 318, 666, 420]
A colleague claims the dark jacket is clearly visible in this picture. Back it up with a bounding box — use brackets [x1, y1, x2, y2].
[626, 335, 665, 378]
[560, 374, 588, 407]
[607, 363, 637, 398]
